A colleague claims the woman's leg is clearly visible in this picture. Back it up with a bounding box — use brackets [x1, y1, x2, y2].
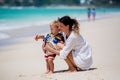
[67, 52, 77, 67]
[64, 52, 77, 72]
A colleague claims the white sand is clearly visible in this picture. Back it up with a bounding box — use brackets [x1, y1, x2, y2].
[0, 16, 120, 80]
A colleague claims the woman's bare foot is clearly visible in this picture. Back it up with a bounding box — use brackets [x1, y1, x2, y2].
[64, 68, 77, 73]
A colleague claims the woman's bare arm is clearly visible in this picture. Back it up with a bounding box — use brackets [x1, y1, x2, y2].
[56, 43, 64, 50]
[44, 43, 60, 55]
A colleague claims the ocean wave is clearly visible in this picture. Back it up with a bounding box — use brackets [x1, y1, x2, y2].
[0, 19, 51, 31]
[0, 7, 120, 31]
[0, 32, 10, 40]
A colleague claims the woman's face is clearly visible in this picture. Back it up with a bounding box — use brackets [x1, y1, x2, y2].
[59, 22, 69, 33]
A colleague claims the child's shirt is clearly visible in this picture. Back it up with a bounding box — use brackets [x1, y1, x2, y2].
[45, 33, 57, 48]
[44, 33, 64, 55]
[45, 33, 64, 48]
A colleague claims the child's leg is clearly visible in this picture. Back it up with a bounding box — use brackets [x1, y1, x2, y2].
[48, 58, 54, 74]
[45, 54, 56, 74]
[45, 59, 50, 74]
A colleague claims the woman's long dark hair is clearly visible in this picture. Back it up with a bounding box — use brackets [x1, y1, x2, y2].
[58, 16, 80, 35]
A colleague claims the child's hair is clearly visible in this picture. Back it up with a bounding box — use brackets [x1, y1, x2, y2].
[58, 16, 80, 35]
[50, 20, 59, 28]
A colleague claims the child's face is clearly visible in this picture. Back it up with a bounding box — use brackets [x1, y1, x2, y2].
[50, 25, 59, 35]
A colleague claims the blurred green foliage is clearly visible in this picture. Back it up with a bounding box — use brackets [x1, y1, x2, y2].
[0, 0, 120, 7]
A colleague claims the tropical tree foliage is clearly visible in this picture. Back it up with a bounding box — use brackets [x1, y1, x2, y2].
[0, 0, 120, 7]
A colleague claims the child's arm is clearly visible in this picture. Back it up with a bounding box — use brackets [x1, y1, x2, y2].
[35, 35, 45, 41]
[42, 41, 46, 53]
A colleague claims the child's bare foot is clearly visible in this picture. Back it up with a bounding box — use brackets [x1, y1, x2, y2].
[48, 71, 53, 74]
[45, 70, 50, 74]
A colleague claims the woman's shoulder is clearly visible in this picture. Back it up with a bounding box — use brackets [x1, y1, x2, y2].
[67, 32, 78, 41]
[70, 31, 79, 38]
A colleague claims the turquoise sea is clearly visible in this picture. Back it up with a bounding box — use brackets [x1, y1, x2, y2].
[0, 7, 120, 39]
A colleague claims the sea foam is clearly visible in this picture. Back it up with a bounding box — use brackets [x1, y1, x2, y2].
[0, 32, 10, 40]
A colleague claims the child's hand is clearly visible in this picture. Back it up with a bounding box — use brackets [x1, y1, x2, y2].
[35, 35, 39, 41]
[35, 35, 45, 41]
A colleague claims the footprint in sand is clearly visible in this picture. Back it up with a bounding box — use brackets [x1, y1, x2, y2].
[18, 74, 26, 77]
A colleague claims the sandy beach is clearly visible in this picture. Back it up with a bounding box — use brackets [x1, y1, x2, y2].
[0, 15, 120, 80]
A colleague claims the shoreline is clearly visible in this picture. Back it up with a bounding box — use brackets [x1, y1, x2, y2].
[0, 12, 120, 41]
[0, 7, 120, 33]
[0, 5, 89, 9]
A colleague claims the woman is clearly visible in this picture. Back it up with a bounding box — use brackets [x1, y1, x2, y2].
[44, 16, 92, 72]
[91, 8, 96, 20]
[87, 8, 91, 21]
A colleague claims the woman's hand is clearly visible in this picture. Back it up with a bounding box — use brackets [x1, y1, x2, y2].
[44, 43, 60, 55]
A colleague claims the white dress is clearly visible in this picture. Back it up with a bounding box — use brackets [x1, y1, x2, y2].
[60, 31, 92, 70]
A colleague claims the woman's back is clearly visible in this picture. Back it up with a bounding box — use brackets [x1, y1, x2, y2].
[62, 31, 92, 70]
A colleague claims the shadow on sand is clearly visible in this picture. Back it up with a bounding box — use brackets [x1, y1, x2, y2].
[54, 67, 97, 74]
